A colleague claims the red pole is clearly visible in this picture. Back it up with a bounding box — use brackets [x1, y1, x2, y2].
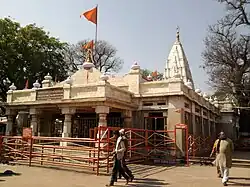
[186, 126, 189, 167]
[96, 126, 101, 176]
[174, 126, 177, 163]
[106, 128, 110, 174]
[29, 138, 33, 167]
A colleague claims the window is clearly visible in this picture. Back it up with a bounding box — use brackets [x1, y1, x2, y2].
[157, 102, 166, 105]
[143, 103, 153, 106]
[203, 111, 207, 116]
[195, 108, 200, 113]
[184, 103, 190, 108]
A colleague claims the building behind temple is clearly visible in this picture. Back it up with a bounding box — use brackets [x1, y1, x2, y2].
[4, 29, 239, 144]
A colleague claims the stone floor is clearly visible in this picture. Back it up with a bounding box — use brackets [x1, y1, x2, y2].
[0, 164, 250, 187]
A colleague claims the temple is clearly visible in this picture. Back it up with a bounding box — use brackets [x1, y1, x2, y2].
[4, 29, 239, 147]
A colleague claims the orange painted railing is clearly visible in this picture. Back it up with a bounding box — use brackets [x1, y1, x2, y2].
[0, 124, 189, 175]
[188, 135, 215, 157]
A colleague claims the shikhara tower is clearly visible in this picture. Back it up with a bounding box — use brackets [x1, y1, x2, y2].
[164, 27, 194, 89]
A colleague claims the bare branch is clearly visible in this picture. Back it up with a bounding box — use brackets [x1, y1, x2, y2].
[68, 40, 123, 73]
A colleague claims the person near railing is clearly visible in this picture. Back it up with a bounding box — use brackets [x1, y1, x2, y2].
[210, 132, 234, 186]
[106, 130, 130, 187]
[118, 129, 134, 182]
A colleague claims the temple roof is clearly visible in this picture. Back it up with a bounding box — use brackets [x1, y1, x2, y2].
[164, 27, 194, 89]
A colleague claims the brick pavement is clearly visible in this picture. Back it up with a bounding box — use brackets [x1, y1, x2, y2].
[0, 164, 249, 187]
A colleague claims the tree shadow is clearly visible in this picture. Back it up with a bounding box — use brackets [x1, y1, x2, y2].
[0, 170, 21, 177]
[126, 178, 169, 187]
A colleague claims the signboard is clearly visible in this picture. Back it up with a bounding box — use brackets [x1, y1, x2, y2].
[175, 124, 187, 129]
[174, 108, 184, 113]
[22, 128, 32, 139]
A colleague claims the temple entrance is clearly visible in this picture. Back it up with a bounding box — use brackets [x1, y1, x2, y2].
[72, 112, 124, 138]
[72, 113, 97, 138]
[144, 112, 166, 131]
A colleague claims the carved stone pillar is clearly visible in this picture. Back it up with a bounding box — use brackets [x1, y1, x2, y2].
[6, 116, 14, 136]
[5, 109, 17, 136]
[30, 108, 40, 136]
[123, 110, 132, 128]
[95, 106, 109, 140]
[61, 108, 75, 146]
[98, 113, 107, 127]
[95, 106, 109, 127]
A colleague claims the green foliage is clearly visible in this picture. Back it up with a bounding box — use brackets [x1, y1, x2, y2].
[0, 18, 72, 101]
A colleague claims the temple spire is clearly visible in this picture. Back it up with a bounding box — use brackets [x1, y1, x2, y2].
[176, 26, 180, 42]
[164, 27, 194, 89]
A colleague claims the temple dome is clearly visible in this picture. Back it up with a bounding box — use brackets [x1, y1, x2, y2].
[164, 27, 194, 89]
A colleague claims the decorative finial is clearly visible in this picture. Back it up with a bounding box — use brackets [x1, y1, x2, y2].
[176, 26, 180, 42]
[85, 49, 92, 63]
[100, 73, 109, 82]
[131, 61, 140, 70]
[82, 49, 95, 70]
[9, 83, 17, 91]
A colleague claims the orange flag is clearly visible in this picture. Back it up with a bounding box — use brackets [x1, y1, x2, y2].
[151, 71, 158, 78]
[83, 40, 94, 50]
[80, 6, 97, 25]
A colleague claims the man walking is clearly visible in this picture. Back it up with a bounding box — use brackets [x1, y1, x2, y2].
[210, 134, 221, 178]
[212, 132, 234, 186]
[118, 129, 134, 182]
[106, 130, 130, 186]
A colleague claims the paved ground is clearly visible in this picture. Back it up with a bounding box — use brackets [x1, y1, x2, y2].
[0, 164, 250, 187]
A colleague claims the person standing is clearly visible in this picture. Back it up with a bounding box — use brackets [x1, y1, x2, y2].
[106, 130, 130, 187]
[212, 132, 234, 186]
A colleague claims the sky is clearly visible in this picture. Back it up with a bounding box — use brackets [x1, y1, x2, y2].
[0, 0, 226, 93]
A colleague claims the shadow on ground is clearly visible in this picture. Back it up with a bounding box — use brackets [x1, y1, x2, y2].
[113, 178, 169, 187]
[230, 177, 250, 181]
[228, 181, 250, 186]
[233, 151, 250, 161]
[0, 170, 21, 177]
[129, 164, 175, 178]
[227, 177, 250, 186]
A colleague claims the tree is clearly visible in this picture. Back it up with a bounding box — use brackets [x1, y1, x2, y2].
[0, 18, 72, 101]
[202, 23, 250, 106]
[201, 1, 250, 108]
[141, 69, 164, 81]
[67, 40, 123, 73]
[217, 0, 250, 27]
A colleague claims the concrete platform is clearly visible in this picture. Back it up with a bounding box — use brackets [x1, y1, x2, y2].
[0, 164, 250, 186]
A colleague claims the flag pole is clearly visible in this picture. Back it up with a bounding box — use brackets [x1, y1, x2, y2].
[95, 4, 98, 50]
